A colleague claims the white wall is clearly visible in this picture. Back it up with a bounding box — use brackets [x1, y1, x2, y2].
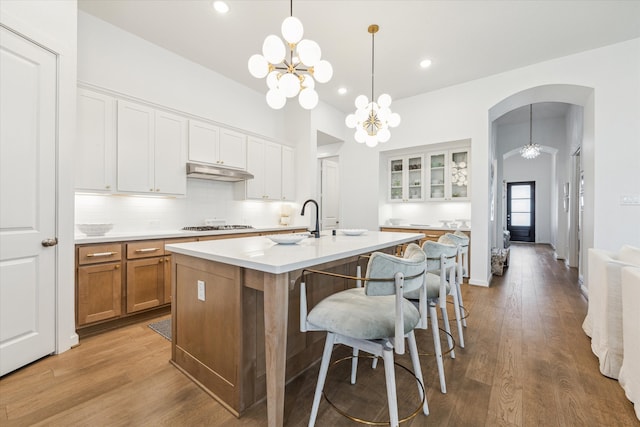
[336, 38, 640, 287]
[0, 0, 78, 352]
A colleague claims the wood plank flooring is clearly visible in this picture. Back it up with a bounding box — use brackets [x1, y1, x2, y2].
[1, 244, 638, 426]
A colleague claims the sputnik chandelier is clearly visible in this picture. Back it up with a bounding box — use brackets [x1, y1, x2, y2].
[345, 24, 400, 147]
[520, 104, 541, 159]
[247, 0, 333, 110]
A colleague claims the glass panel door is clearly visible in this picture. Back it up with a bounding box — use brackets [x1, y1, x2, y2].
[507, 181, 535, 242]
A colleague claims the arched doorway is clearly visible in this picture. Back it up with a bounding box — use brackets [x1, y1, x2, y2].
[488, 84, 594, 286]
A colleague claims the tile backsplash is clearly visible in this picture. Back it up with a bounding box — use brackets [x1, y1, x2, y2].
[75, 179, 299, 233]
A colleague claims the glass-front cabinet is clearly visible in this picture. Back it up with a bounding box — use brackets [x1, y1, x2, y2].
[427, 148, 470, 201]
[389, 155, 423, 202]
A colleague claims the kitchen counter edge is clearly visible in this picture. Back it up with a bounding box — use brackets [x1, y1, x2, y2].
[74, 226, 308, 244]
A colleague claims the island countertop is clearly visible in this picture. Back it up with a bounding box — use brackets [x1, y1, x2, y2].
[165, 230, 425, 275]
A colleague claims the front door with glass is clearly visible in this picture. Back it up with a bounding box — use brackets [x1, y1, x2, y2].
[507, 181, 536, 242]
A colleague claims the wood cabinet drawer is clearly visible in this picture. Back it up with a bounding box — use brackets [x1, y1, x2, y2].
[78, 244, 122, 265]
[127, 240, 166, 259]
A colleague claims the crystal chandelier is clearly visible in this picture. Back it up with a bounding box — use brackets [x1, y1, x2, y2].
[520, 104, 541, 159]
[247, 0, 333, 110]
[345, 25, 400, 147]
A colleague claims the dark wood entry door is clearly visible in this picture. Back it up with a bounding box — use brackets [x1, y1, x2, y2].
[507, 181, 535, 242]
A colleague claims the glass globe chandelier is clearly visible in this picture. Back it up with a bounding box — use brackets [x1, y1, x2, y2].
[520, 104, 541, 159]
[345, 24, 400, 147]
[247, 0, 333, 110]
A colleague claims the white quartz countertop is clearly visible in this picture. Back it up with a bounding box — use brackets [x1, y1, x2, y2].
[165, 230, 425, 274]
[380, 224, 471, 232]
[74, 225, 307, 244]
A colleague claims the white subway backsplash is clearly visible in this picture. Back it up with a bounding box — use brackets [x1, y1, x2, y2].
[75, 180, 299, 233]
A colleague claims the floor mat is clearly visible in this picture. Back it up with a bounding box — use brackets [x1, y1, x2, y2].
[148, 318, 171, 341]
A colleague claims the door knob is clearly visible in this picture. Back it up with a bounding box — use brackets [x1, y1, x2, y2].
[41, 238, 58, 247]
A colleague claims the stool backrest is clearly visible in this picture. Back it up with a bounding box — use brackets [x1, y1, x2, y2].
[365, 243, 426, 296]
[422, 240, 457, 272]
[444, 232, 469, 247]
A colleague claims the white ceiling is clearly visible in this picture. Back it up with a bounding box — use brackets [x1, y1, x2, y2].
[78, 0, 640, 114]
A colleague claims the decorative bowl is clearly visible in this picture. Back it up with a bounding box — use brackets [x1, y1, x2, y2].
[341, 229, 367, 236]
[77, 223, 113, 236]
[267, 233, 309, 244]
[388, 218, 403, 225]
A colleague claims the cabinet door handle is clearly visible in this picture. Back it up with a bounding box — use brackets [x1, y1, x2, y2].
[86, 251, 118, 257]
[425, 234, 439, 238]
[114, 264, 120, 269]
[135, 248, 160, 253]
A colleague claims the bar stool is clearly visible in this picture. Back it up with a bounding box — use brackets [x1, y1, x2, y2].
[443, 232, 470, 328]
[300, 243, 429, 427]
[404, 240, 458, 394]
[434, 235, 465, 349]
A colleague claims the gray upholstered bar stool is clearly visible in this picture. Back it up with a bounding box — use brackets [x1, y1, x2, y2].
[404, 240, 458, 394]
[433, 235, 466, 349]
[444, 231, 470, 328]
[299, 244, 429, 427]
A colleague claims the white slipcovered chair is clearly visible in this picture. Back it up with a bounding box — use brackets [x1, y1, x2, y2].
[300, 243, 429, 427]
[582, 245, 640, 378]
[619, 266, 640, 421]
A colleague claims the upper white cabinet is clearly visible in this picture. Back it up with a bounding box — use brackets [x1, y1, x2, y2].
[188, 120, 246, 170]
[117, 100, 187, 195]
[388, 155, 424, 202]
[427, 148, 470, 201]
[246, 137, 294, 201]
[76, 88, 116, 192]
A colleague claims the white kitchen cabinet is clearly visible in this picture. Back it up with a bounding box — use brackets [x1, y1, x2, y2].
[188, 120, 246, 170]
[76, 88, 116, 192]
[117, 100, 187, 195]
[427, 148, 470, 201]
[246, 137, 286, 201]
[281, 145, 295, 201]
[388, 155, 424, 202]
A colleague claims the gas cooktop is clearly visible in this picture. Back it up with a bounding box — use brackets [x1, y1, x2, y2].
[182, 225, 254, 232]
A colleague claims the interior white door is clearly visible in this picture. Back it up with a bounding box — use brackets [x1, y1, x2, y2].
[320, 158, 340, 230]
[0, 26, 57, 376]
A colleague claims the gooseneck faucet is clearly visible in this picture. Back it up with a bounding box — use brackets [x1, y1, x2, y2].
[301, 199, 320, 238]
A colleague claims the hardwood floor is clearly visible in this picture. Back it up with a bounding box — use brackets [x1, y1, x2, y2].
[1, 244, 637, 426]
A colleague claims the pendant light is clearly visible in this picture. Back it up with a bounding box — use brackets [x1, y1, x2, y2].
[345, 24, 400, 147]
[520, 104, 541, 159]
[247, 0, 332, 110]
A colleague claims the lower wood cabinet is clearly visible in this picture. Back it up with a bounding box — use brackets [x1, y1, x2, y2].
[126, 256, 169, 313]
[76, 243, 122, 326]
[75, 230, 307, 333]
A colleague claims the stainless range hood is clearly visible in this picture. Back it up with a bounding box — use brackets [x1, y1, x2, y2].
[186, 162, 254, 182]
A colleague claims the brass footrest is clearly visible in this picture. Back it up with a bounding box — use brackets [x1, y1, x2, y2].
[323, 355, 425, 426]
[416, 327, 456, 357]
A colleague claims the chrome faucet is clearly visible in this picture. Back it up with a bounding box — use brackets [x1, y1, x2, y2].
[301, 199, 320, 238]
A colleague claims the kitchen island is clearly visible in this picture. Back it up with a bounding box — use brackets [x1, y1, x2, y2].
[165, 230, 424, 427]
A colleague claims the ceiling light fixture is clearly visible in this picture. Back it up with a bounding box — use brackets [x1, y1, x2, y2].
[520, 104, 541, 159]
[212, 1, 229, 14]
[338, 87, 347, 95]
[247, 0, 332, 110]
[420, 59, 432, 69]
[345, 24, 400, 147]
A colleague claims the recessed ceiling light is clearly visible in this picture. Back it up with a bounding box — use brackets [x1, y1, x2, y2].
[420, 59, 432, 69]
[212, 1, 229, 14]
[338, 87, 347, 95]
